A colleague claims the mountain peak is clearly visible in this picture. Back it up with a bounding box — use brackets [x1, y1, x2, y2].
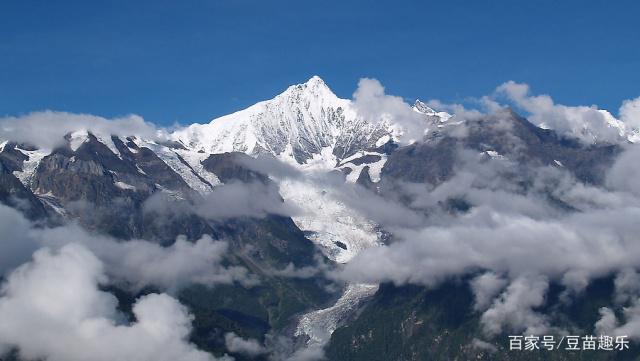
[171, 76, 387, 164]
[306, 75, 325, 85]
[413, 99, 436, 115]
[412, 99, 452, 123]
[280, 75, 337, 102]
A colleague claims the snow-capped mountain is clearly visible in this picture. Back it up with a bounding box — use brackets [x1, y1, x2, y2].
[171, 76, 444, 164]
[2, 76, 452, 194]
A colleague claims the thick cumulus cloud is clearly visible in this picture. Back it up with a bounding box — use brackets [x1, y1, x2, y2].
[495, 81, 625, 144]
[60, 231, 257, 291]
[0, 204, 254, 291]
[620, 97, 640, 130]
[0, 205, 38, 275]
[93, 235, 257, 291]
[614, 269, 640, 305]
[480, 275, 549, 336]
[425, 98, 488, 122]
[596, 301, 640, 340]
[337, 206, 640, 286]
[224, 332, 266, 357]
[594, 268, 640, 340]
[470, 272, 508, 312]
[0, 110, 164, 149]
[425, 80, 640, 145]
[606, 144, 640, 196]
[352, 78, 429, 145]
[0, 243, 229, 361]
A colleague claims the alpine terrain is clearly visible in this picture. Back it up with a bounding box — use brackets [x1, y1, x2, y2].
[1, 76, 640, 361]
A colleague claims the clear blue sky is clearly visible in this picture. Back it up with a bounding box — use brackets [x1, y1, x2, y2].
[1, 0, 639, 125]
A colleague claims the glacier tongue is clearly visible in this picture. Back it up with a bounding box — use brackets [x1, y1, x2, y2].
[279, 175, 381, 346]
[13, 147, 49, 188]
[295, 283, 379, 346]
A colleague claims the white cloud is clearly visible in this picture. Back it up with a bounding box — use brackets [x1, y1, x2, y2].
[0, 110, 164, 149]
[82, 234, 258, 292]
[607, 144, 640, 196]
[224, 332, 266, 357]
[144, 181, 299, 220]
[0, 243, 230, 361]
[0, 204, 255, 292]
[425, 99, 486, 122]
[480, 275, 549, 336]
[599, 301, 640, 340]
[595, 307, 619, 336]
[620, 97, 640, 130]
[352, 78, 429, 145]
[0, 205, 38, 275]
[471, 272, 508, 311]
[337, 198, 640, 288]
[614, 268, 640, 305]
[495, 81, 624, 144]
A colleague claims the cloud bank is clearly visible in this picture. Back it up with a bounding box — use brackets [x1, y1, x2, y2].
[0, 111, 164, 149]
[0, 205, 255, 292]
[352, 78, 429, 145]
[0, 243, 230, 361]
[495, 81, 634, 144]
[144, 181, 298, 220]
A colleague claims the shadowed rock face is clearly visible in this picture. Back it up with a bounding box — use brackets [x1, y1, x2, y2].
[0, 143, 28, 173]
[115, 138, 194, 193]
[23, 135, 204, 241]
[341, 154, 382, 167]
[356, 165, 376, 190]
[201, 152, 269, 184]
[31, 134, 195, 206]
[382, 136, 458, 185]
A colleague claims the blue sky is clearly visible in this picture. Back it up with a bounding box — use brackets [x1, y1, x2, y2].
[1, 0, 639, 125]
